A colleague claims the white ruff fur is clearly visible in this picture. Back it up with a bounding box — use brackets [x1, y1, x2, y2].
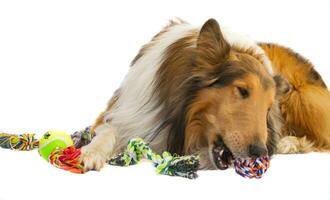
[90, 21, 274, 159]
[104, 23, 197, 154]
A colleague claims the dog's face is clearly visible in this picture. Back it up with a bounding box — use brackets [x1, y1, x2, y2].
[183, 19, 281, 169]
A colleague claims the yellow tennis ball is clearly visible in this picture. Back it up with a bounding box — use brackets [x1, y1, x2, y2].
[38, 130, 73, 161]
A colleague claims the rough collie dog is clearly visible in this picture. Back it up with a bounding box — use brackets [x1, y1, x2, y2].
[80, 19, 330, 171]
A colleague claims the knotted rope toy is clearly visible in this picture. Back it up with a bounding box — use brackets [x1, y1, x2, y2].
[0, 128, 199, 179]
[234, 157, 270, 178]
[0, 127, 270, 179]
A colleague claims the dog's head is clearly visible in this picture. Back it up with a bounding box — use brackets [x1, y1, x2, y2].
[165, 19, 286, 169]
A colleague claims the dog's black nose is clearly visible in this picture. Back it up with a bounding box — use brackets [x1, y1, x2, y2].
[248, 144, 268, 158]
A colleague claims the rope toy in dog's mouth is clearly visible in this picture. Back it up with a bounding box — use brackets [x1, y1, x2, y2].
[234, 157, 270, 178]
[0, 127, 270, 179]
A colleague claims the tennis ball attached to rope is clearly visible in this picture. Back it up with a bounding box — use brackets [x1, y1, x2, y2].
[38, 130, 73, 161]
[234, 156, 270, 178]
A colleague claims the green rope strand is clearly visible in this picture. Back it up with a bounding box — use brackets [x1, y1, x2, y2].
[109, 138, 199, 179]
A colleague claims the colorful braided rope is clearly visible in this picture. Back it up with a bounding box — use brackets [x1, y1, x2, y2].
[234, 156, 270, 178]
[0, 130, 200, 179]
[109, 138, 199, 179]
[49, 146, 83, 174]
[0, 133, 39, 151]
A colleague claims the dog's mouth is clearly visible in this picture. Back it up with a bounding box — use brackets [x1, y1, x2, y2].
[211, 137, 234, 170]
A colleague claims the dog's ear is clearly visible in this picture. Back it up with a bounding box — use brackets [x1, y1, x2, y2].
[274, 75, 291, 96]
[197, 19, 230, 66]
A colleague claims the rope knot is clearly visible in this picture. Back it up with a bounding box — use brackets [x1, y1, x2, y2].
[108, 138, 199, 179]
[155, 152, 199, 179]
[0, 133, 38, 151]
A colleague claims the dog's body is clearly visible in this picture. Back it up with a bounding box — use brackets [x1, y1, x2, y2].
[80, 19, 330, 171]
[260, 44, 330, 153]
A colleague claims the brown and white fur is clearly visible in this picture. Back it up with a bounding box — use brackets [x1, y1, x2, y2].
[80, 19, 330, 171]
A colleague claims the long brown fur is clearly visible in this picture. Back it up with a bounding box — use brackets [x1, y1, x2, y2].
[260, 43, 330, 153]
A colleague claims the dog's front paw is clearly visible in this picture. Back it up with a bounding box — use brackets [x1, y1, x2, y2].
[277, 136, 314, 154]
[80, 145, 107, 172]
[276, 136, 299, 154]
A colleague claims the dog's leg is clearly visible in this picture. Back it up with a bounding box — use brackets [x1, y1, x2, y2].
[79, 123, 116, 171]
[276, 136, 323, 154]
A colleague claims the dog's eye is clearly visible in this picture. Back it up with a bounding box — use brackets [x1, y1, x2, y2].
[237, 87, 249, 98]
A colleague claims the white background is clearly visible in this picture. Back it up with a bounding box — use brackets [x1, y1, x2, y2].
[0, 0, 329, 200]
